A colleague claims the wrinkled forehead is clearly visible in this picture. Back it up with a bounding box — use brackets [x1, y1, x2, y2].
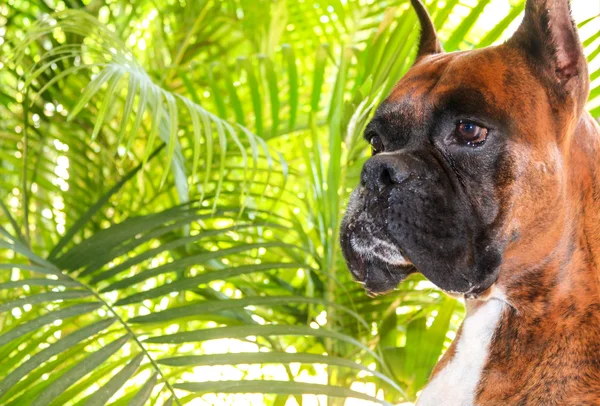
[388, 52, 461, 102]
[374, 46, 528, 125]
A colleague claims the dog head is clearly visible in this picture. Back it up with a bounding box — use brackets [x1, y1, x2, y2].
[340, 0, 590, 297]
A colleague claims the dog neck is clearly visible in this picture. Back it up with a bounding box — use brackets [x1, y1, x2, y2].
[499, 112, 600, 314]
[476, 112, 600, 403]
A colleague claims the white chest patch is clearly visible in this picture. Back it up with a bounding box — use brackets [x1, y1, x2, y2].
[416, 299, 505, 406]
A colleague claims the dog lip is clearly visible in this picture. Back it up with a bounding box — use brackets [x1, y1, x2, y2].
[348, 233, 414, 268]
[363, 263, 417, 294]
[348, 254, 367, 282]
[340, 205, 417, 294]
[344, 249, 417, 294]
[344, 237, 414, 282]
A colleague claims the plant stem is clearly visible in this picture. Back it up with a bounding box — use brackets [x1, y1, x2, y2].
[162, 4, 211, 85]
[21, 90, 31, 248]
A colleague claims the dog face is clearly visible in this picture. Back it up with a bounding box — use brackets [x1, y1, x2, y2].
[340, 0, 590, 297]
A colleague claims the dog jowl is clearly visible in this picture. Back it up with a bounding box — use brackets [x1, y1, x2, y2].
[341, 0, 600, 403]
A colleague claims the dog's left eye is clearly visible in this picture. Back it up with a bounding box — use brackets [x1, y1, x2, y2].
[370, 135, 384, 155]
[455, 121, 488, 146]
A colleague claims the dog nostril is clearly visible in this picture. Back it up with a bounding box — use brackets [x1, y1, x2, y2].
[361, 156, 410, 192]
[379, 168, 393, 187]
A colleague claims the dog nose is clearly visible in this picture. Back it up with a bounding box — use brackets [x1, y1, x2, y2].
[361, 154, 410, 192]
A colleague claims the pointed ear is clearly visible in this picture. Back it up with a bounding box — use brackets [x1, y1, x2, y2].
[411, 0, 443, 60]
[509, 0, 588, 98]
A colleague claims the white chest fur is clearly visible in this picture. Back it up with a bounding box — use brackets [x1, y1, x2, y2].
[416, 299, 505, 406]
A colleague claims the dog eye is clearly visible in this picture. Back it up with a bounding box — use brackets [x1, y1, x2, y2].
[455, 121, 488, 146]
[370, 135, 384, 155]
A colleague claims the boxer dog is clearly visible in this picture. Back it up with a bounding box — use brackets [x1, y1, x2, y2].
[340, 0, 600, 404]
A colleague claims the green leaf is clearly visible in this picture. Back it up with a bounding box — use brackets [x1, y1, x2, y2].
[116, 72, 139, 146]
[445, 0, 493, 51]
[114, 263, 311, 305]
[99, 242, 303, 293]
[30, 335, 130, 406]
[0, 263, 64, 278]
[0, 235, 62, 275]
[48, 145, 165, 261]
[144, 324, 382, 362]
[128, 296, 367, 329]
[310, 45, 329, 113]
[0, 318, 116, 400]
[282, 45, 298, 131]
[91, 66, 124, 141]
[0, 302, 103, 347]
[260, 56, 280, 138]
[127, 372, 157, 406]
[157, 352, 404, 395]
[0, 278, 80, 290]
[67, 65, 117, 121]
[175, 380, 392, 405]
[0, 291, 92, 313]
[477, 1, 526, 47]
[239, 57, 263, 136]
[84, 353, 144, 406]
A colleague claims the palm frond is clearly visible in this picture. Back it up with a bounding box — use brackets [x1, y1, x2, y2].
[11, 10, 282, 206]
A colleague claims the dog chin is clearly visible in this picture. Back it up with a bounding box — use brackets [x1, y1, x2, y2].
[340, 217, 416, 295]
[345, 253, 416, 296]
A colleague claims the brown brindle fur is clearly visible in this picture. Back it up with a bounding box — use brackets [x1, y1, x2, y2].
[475, 113, 600, 404]
[386, 13, 600, 402]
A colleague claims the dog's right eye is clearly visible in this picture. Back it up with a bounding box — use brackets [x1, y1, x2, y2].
[370, 135, 384, 155]
[455, 121, 488, 146]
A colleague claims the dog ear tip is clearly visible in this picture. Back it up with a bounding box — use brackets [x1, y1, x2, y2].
[509, 0, 586, 82]
[410, 0, 443, 59]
